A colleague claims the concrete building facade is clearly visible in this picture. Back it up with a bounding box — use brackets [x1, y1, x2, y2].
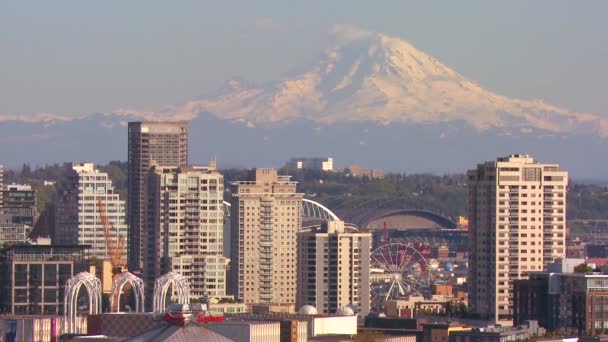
[143, 164, 226, 306]
[514, 270, 608, 335]
[449, 320, 544, 342]
[346, 164, 384, 179]
[0, 243, 90, 315]
[127, 122, 188, 271]
[0, 184, 37, 246]
[2, 184, 37, 227]
[229, 169, 303, 305]
[467, 154, 568, 323]
[286, 157, 333, 172]
[54, 163, 128, 260]
[297, 220, 371, 316]
[0, 222, 31, 245]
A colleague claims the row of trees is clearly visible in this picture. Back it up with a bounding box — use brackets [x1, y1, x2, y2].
[6, 162, 608, 222]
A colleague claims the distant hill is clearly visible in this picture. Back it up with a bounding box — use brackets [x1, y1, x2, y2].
[7, 163, 608, 223]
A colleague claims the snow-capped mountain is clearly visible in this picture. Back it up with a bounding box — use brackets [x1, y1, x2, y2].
[1, 25, 608, 177]
[174, 25, 607, 136]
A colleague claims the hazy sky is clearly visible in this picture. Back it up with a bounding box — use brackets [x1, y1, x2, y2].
[1, 1, 607, 118]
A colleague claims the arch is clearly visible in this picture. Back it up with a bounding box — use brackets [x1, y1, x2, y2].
[344, 223, 361, 232]
[388, 228, 468, 249]
[362, 209, 457, 230]
[64, 272, 102, 334]
[111, 272, 145, 312]
[153, 272, 191, 313]
[223, 200, 231, 219]
[224, 199, 340, 222]
[301, 199, 340, 221]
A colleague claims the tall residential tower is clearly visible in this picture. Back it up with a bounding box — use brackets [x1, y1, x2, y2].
[55, 163, 128, 260]
[467, 154, 567, 323]
[297, 220, 371, 316]
[229, 169, 303, 305]
[143, 164, 227, 307]
[127, 122, 188, 270]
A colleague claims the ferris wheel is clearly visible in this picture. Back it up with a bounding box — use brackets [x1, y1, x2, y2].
[370, 243, 432, 312]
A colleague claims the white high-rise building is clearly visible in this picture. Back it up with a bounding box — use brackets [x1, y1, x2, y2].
[143, 163, 227, 306]
[467, 154, 568, 323]
[297, 220, 371, 316]
[55, 163, 128, 260]
[229, 169, 303, 305]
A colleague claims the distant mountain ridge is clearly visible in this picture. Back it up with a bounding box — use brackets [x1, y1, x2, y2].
[1, 25, 608, 177]
[3, 25, 607, 137]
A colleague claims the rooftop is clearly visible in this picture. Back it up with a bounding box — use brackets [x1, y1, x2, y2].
[4, 184, 33, 191]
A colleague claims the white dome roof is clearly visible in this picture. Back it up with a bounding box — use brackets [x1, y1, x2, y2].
[336, 306, 355, 316]
[298, 305, 318, 315]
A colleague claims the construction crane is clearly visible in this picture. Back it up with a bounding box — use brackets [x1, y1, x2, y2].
[97, 198, 128, 312]
[97, 198, 126, 274]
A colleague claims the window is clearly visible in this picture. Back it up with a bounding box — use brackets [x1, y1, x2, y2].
[15, 265, 27, 286]
[44, 265, 57, 286]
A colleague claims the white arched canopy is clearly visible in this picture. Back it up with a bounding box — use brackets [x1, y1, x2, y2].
[64, 272, 102, 334]
[223, 198, 340, 222]
[153, 272, 191, 313]
[223, 200, 231, 219]
[111, 272, 145, 313]
[301, 198, 340, 221]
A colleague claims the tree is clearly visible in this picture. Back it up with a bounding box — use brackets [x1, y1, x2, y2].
[445, 301, 454, 316]
[21, 164, 32, 177]
[458, 302, 467, 316]
[574, 263, 594, 273]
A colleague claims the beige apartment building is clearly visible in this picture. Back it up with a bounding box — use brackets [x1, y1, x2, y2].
[229, 169, 303, 305]
[127, 122, 188, 271]
[297, 220, 371, 316]
[467, 154, 567, 323]
[144, 164, 226, 307]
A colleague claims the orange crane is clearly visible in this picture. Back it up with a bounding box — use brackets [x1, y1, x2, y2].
[97, 198, 128, 312]
[97, 199, 126, 274]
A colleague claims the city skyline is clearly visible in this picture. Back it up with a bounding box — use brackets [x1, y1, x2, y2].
[0, 120, 606, 338]
[2, 3, 608, 339]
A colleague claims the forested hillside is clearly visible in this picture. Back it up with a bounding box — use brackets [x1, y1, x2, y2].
[4, 163, 608, 222]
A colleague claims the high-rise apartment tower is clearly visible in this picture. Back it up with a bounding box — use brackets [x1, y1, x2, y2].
[297, 220, 371, 316]
[229, 169, 303, 305]
[127, 122, 187, 270]
[55, 163, 128, 260]
[467, 154, 567, 323]
[143, 164, 226, 308]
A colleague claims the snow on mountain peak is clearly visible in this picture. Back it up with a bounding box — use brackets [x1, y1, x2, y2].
[189, 26, 608, 136]
[5, 26, 605, 138]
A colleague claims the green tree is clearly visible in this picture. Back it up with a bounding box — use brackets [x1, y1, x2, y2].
[574, 263, 594, 273]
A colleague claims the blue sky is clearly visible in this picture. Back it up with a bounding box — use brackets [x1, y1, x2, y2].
[1, 1, 607, 118]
